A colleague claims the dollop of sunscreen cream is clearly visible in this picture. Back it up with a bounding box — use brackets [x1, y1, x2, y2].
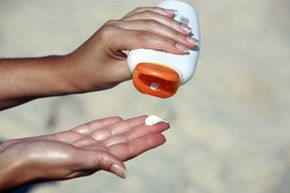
[145, 115, 168, 126]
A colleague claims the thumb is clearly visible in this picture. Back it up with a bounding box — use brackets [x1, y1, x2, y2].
[80, 150, 126, 179]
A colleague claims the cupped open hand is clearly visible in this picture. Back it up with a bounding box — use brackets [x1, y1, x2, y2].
[0, 115, 169, 191]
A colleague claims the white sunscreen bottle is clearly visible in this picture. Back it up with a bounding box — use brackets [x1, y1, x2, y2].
[127, 0, 200, 98]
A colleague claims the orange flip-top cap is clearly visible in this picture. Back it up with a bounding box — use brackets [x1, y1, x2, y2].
[133, 63, 181, 98]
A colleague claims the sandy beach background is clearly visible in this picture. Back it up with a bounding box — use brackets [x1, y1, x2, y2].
[0, 0, 290, 193]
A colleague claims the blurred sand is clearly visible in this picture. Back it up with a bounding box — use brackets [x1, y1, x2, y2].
[0, 0, 290, 193]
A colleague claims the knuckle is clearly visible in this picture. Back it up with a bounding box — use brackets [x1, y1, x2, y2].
[98, 152, 112, 170]
[120, 143, 130, 156]
[104, 19, 119, 27]
[136, 31, 177, 51]
[165, 18, 180, 30]
[176, 32, 185, 41]
[145, 19, 159, 30]
[170, 29, 180, 38]
[163, 37, 175, 45]
[142, 10, 154, 18]
[99, 24, 117, 40]
[101, 26, 114, 35]
[137, 31, 152, 45]
[133, 7, 143, 12]
[161, 38, 177, 51]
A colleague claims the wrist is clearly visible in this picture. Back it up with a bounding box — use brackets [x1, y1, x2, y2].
[47, 54, 86, 94]
[0, 141, 33, 192]
[54, 53, 94, 93]
[57, 52, 112, 93]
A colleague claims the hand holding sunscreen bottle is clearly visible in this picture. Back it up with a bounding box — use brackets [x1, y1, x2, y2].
[128, 0, 200, 98]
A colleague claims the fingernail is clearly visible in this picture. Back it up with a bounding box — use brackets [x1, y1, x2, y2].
[111, 164, 126, 179]
[186, 36, 198, 45]
[175, 42, 189, 53]
[180, 24, 192, 34]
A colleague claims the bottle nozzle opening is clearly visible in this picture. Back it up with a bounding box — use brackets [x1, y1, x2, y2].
[132, 63, 181, 98]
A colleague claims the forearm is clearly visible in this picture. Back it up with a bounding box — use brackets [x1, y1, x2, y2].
[0, 55, 81, 110]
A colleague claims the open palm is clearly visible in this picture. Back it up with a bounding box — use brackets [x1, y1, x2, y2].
[0, 115, 169, 185]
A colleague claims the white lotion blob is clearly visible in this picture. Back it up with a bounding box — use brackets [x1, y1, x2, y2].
[145, 115, 168, 126]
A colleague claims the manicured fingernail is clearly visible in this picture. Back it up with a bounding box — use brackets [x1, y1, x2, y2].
[175, 42, 189, 53]
[186, 36, 198, 45]
[180, 24, 192, 34]
[111, 164, 126, 179]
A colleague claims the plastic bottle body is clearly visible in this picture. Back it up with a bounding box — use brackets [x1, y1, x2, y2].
[128, 0, 200, 98]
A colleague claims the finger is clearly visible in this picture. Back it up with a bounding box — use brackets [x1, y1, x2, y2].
[71, 116, 123, 135]
[109, 133, 166, 161]
[72, 137, 101, 148]
[77, 150, 126, 179]
[90, 115, 147, 140]
[104, 122, 170, 147]
[0, 139, 21, 152]
[111, 20, 196, 49]
[124, 7, 175, 18]
[109, 28, 191, 55]
[123, 10, 191, 35]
